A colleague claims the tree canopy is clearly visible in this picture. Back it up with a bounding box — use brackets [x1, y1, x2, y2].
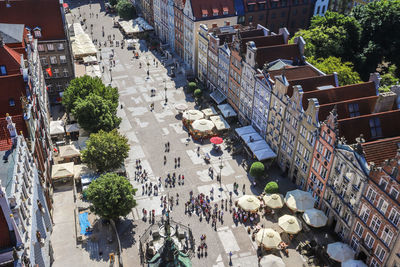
[307, 56, 361, 86]
[264, 182, 279, 194]
[81, 129, 129, 173]
[86, 173, 136, 220]
[249, 162, 265, 180]
[116, 0, 135, 20]
[62, 75, 119, 113]
[72, 93, 121, 133]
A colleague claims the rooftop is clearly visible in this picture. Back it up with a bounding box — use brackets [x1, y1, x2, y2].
[287, 74, 337, 98]
[255, 43, 302, 69]
[0, 23, 25, 44]
[361, 136, 400, 166]
[268, 65, 322, 81]
[241, 34, 285, 54]
[0, 146, 16, 197]
[191, 0, 236, 20]
[0, 45, 22, 75]
[0, 0, 66, 40]
[0, 204, 12, 251]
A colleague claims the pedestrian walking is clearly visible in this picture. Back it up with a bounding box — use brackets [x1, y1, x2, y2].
[242, 184, 245, 193]
[164, 155, 167, 165]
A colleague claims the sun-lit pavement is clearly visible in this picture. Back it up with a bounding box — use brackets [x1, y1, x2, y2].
[59, 1, 312, 266]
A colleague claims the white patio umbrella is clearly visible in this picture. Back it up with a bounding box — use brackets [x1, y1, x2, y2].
[256, 228, 282, 249]
[59, 145, 81, 158]
[278, 215, 302, 234]
[174, 103, 188, 112]
[302, 208, 328, 228]
[191, 119, 215, 133]
[182, 109, 204, 121]
[259, 254, 286, 267]
[238, 195, 261, 212]
[341, 260, 367, 267]
[327, 242, 355, 262]
[284, 190, 315, 212]
[263, 194, 284, 209]
[51, 162, 75, 180]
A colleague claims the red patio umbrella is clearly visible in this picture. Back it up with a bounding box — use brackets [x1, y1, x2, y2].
[210, 137, 223, 145]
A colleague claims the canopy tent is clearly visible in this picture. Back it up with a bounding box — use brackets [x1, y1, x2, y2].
[192, 119, 215, 133]
[86, 64, 101, 78]
[52, 162, 75, 180]
[237, 195, 261, 212]
[235, 125, 276, 161]
[59, 145, 80, 158]
[118, 18, 154, 36]
[278, 215, 302, 234]
[217, 103, 237, 118]
[50, 120, 65, 135]
[82, 56, 97, 64]
[210, 89, 226, 104]
[284, 190, 315, 212]
[259, 255, 285, 267]
[71, 23, 97, 59]
[201, 107, 217, 118]
[327, 242, 355, 262]
[174, 103, 188, 112]
[182, 110, 204, 121]
[302, 208, 328, 228]
[66, 123, 80, 133]
[263, 194, 284, 209]
[256, 228, 282, 249]
[210, 115, 230, 131]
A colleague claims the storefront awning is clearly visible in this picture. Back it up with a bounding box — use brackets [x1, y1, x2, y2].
[235, 125, 276, 161]
[217, 103, 237, 118]
[210, 89, 227, 104]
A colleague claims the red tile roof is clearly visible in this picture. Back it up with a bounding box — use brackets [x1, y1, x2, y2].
[302, 81, 377, 111]
[0, 74, 25, 116]
[0, 45, 21, 75]
[361, 136, 400, 165]
[255, 44, 301, 68]
[191, 0, 235, 20]
[240, 28, 265, 38]
[0, 205, 12, 250]
[268, 65, 322, 81]
[318, 95, 379, 121]
[338, 109, 400, 143]
[0, 115, 28, 150]
[287, 74, 337, 98]
[241, 35, 285, 54]
[0, 0, 66, 40]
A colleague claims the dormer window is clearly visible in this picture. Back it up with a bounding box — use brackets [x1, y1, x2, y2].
[223, 7, 229, 15]
[202, 9, 208, 17]
[213, 8, 219, 16]
[33, 27, 42, 38]
[369, 117, 382, 138]
[0, 65, 6, 76]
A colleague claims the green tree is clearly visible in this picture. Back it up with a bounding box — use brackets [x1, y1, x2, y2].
[379, 65, 399, 92]
[291, 12, 361, 62]
[264, 182, 279, 194]
[72, 94, 121, 133]
[62, 75, 119, 113]
[249, 162, 265, 180]
[194, 88, 202, 98]
[86, 173, 136, 220]
[81, 129, 129, 173]
[352, 0, 400, 78]
[188, 82, 197, 92]
[307, 56, 362, 86]
[116, 0, 135, 20]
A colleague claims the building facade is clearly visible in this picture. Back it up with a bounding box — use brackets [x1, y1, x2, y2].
[174, 0, 185, 59]
[0, 0, 75, 104]
[197, 24, 209, 83]
[251, 72, 272, 137]
[167, 0, 175, 51]
[160, 0, 169, 43]
[217, 43, 231, 97]
[350, 140, 400, 267]
[313, 0, 329, 15]
[0, 134, 53, 267]
[153, 0, 162, 37]
[142, 0, 155, 26]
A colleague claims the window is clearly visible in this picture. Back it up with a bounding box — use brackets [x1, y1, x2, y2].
[40, 57, 48, 66]
[376, 198, 388, 214]
[320, 167, 327, 179]
[57, 43, 64, 50]
[37, 44, 45, 51]
[34, 29, 42, 38]
[248, 15, 253, 22]
[259, 14, 264, 21]
[354, 222, 364, 237]
[343, 211, 350, 223]
[324, 149, 332, 161]
[369, 118, 382, 138]
[304, 149, 311, 161]
[366, 187, 377, 203]
[271, 12, 276, 19]
[0, 65, 6, 76]
[63, 69, 69, 77]
[350, 236, 359, 251]
[258, 3, 265, 9]
[300, 125, 306, 137]
[375, 245, 386, 262]
[379, 178, 387, 190]
[322, 6, 326, 13]
[370, 215, 381, 234]
[316, 6, 320, 14]
[53, 68, 59, 78]
[370, 259, 380, 267]
[247, 4, 254, 11]
[50, 56, 57, 64]
[381, 226, 393, 246]
[9, 98, 15, 107]
[360, 205, 370, 223]
[47, 44, 55, 51]
[388, 209, 399, 226]
[59, 55, 67, 64]
[390, 187, 399, 199]
[364, 232, 375, 248]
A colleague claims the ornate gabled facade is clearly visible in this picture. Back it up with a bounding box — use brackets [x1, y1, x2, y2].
[197, 24, 209, 83]
[251, 72, 273, 137]
[217, 42, 231, 98]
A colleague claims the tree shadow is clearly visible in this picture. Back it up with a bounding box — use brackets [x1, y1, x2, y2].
[116, 218, 138, 249]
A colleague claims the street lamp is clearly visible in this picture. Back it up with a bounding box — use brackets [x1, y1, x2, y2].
[163, 79, 168, 104]
[218, 157, 223, 187]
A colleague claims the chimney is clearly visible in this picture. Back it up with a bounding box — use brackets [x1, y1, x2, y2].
[373, 91, 397, 113]
[369, 72, 381, 93]
[294, 36, 305, 56]
[333, 72, 339, 87]
[278, 27, 290, 44]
